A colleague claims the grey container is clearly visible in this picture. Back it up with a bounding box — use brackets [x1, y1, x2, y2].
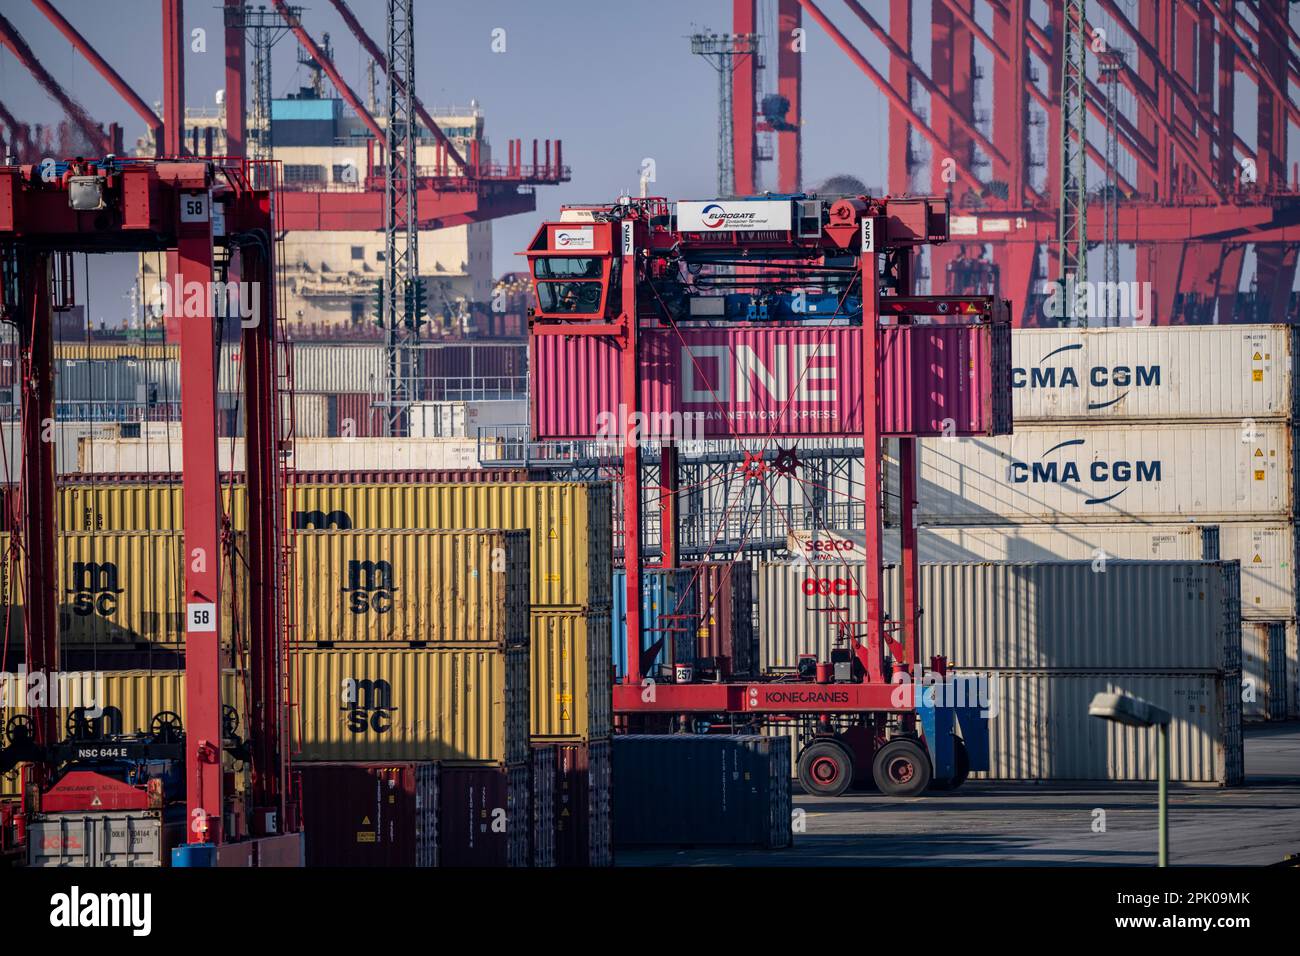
[758, 560, 1242, 674]
[612, 735, 792, 849]
[28, 811, 174, 867]
[962, 670, 1242, 785]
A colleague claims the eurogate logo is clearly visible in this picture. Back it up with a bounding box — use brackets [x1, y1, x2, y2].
[701, 203, 727, 228]
[1012, 343, 1162, 411]
[1007, 438, 1161, 505]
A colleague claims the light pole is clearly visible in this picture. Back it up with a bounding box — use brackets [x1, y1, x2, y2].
[1089, 691, 1173, 867]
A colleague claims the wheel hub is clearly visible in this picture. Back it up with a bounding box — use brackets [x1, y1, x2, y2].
[810, 756, 839, 783]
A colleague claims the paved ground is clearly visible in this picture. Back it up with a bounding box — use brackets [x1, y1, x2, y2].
[618, 721, 1300, 867]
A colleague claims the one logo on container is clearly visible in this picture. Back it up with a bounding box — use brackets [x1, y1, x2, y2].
[342, 677, 397, 734]
[1007, 438, 1161, 505]
[1012, 343, 1161, 410]
[67, 561, 124, 617]
[342, 559, 398, 614]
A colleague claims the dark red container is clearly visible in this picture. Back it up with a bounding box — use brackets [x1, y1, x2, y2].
[685, 561, 755, 679]
[437, 764, 530, 867]
[297, 762, 437, 867]
[539, 740, 613, 868]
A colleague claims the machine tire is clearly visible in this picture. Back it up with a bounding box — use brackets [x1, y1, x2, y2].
[872, 738, 932, 797]
[931, 738, 971, 791]
[797, 739, 855, 797]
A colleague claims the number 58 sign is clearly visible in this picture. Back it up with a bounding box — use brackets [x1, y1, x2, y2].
[180, 192, 210, 222]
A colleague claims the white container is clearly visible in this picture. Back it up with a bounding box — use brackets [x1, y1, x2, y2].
[1241, 619, 1298, 721]
[1011, 325, 1295, 422]
[409, 400, 528, 438]
[74, 436, 488, 473]
[912, 422, 1294, 523]
[220, 343, 388, 394]
[757, 560, 1240, 673]
[788, 521, 1296, 617]
[957, 670, 1240, 785]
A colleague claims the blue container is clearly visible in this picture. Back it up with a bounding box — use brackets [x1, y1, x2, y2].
[171, 843, 217, 867]
[612, 569, 699, 679]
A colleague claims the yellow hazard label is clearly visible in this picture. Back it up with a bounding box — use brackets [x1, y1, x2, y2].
[1253, 554, 1263, 563]
[548, 528, 557, 539]
[362, 816, 370, 825]
[1253, 370, 1264, 381]
[1255, 470, 1266, 480]
[556, 693, 573, 702]
[560, 708, 570, 720]
[1255, 448, 1264, 456]
[356, 832, 376, 843]
[1253, 351, 1262, 360]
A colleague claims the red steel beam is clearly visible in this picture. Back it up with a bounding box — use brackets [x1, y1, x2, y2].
[30, 0, 163, 152]
[887, 0, 911, 196]
[992, 0, 1026, 206]
[843, 0, 1011, 172]
[1188, 0, 1300, 130]
[326, 0, 467, 172]
[272, 0, 385, 144]
[162, 0, 184, 156]
[794, 0, 985, 193]
[0, 12, 109, 153]
[732, 0, 758, 195]
[224, 0, 247, 158]
[776, 0, 801, 193]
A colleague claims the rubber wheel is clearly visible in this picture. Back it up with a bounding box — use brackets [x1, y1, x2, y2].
[872, 738, 933, 797]
[797, 739, 855, 797]
[931, 738, 971, 791]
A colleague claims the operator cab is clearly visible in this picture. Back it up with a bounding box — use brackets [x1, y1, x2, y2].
[524, 215, 618, 320]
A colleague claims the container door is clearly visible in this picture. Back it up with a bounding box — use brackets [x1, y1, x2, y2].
[1268, 622, 1288, 722]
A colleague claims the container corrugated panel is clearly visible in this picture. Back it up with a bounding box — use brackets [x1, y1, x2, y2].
[27, 812, 171, 867]
[290, 530, 529, 645]
[292, 482, 612, 610]
[530, 609, 612, 740]
[612, 735, 792, 848]
[53, 343, 178, 361]
[329, 393, 387, 437]
[959, 670, 1238, 784]
[541, 740, 613, 867]
[794, 522, 1295, 618]
[914, 422, 1293, 523]
[534, 324, 1003, 439]
[1242, 620, 1297, 721]
[221, 344, 387, 393]
[286, 393, 329, 438]
[291, 646, 529, 765]
[47, 532, 246, 646]
[758, 560, 1240, 673]
[436, 764, 531, 867]
[530, 746, 556, 868]
[612, 569, 699, 678]
[687, 561, 755, 679]
[297, 762, 438, 867]
[75, 437, 489, 474]
[1011, 325, 1295, 422]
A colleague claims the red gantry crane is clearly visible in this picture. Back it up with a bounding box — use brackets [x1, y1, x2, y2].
[525, 194, 1012, 795]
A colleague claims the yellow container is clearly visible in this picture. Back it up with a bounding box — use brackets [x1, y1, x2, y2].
[292, 482, 613, 610]
[0, 668, 246, 796]
[59, 484, 244, 533]
[291, 646, 529, 765]
[290, 529, 529, 645]
[53, 343, 179, 361]
[530, 608, 612, 741]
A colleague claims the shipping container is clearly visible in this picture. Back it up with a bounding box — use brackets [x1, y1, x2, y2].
[612, 569, 698, 679]
[75, 437, 490, 474]
[409, 400, 528, 438]
[958, 670, 1241, 784]
[612, 735, 792, 848]
[686, 561, 756, 679]
[53, 343, 179, 362]
[758, 560, 1241, 673]
[531, 609, 612, 740]
[538, 740, 613, 867]
[437, 764, 531, 867]
[1242, 619, 1298, 721]
[221, 343, 387, 394]
[0, 532, 247, 647]
[292, 482, 612, 610]
[329, 393, 386, 437]
[27, 811, 178, 867]
[291, 646, 530, 765]
[530, 746, 556, 868]
[297, 762, 438, 867]
[1010, 325, 1296, 422]
[789, 521, 1296, 617]
[533, 323, 1008, 439]
[912, 422, 1295, 523]
[290, 530, 529, 646]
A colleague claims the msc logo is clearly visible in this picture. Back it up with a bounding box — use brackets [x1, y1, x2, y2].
[1012, 343, 1160, 410]
[342, 677, 397, 734]
[293, 509, 353, 529]
[1007, 438, 1161, 505]
[342, 559, 398, 614]
[67, 561, 124, 617]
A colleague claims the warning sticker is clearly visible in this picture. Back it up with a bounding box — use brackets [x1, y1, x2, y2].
[1253, 370, 1264, 382]
[1253, 554, 1263, 563]
[1253, 351, 1262, 360]
[1255, 470, 1266, 480]
[356, 832, 376, 844]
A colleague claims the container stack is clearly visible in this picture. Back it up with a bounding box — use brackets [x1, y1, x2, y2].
[290, 528, 535, 867]
[888, 325, 1296, 722]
